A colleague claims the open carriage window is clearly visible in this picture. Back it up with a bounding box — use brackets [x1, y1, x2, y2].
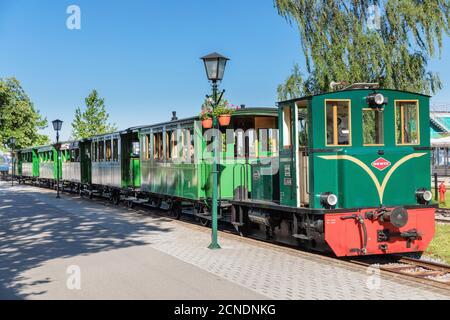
[105, 140, 112, 162]
[363, 109, 384, 146]
[98, 141, 105, 161]
[113, 138, 119, 162]
[153, 132, 163, 160]
[395, 101, 419, 145]
[325, 100, 351, 146]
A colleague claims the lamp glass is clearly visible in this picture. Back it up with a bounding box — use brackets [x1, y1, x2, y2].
[52, 119, 63, 131]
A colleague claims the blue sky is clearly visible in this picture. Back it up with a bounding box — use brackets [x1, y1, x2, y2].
[0, 0, 449, 141]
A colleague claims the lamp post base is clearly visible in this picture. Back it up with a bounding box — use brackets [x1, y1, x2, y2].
[208, 242, 221, 250]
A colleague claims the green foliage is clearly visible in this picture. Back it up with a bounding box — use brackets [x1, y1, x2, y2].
[71, 90, 118, 139]
[277, 64, 307, 101]
[213, 101, 235, 117]
[274, 0, 450, 97]
[200, 97, 235, 118]
[0, 77, 49, 150]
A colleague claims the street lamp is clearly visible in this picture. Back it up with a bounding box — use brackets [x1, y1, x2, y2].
[9, 137, 16, 187]
[201, 52, 230, 250]
[52, 119, 63, 199]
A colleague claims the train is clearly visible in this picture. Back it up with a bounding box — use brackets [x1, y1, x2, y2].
[13, 86, 436, 257]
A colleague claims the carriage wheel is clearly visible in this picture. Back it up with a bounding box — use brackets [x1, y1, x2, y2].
[151, 197, 162, 208]
[170, 202, 182, 220]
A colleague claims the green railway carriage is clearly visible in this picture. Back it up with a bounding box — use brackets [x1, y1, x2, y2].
[17, 148, 39, 178]
[37, 145, 60, 180]
[60, 142, 82, 184]
[138, 108, 278, 210]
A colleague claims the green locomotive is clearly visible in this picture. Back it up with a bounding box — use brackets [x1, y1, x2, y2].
[14, 87, 435, 257]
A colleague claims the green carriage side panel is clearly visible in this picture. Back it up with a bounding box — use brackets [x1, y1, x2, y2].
[139, 121, 201, 200]
[201, 109, 279, 201]
[32, 149, 39, 177]
[297, 89, 430, 209]
[131, 158, 141, 187]
[121, 130, 141, 189]
[80, 140, 92, 184]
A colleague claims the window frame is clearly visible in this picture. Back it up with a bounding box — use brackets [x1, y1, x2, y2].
[362, 108, 385, 147]
[324, 99, 352, 147]
[395, 100, 420, 146]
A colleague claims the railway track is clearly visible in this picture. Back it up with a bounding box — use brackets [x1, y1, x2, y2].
[5, 178, 450, 293]
[347, 256, 450, 290]
[435, 208, 450, 224]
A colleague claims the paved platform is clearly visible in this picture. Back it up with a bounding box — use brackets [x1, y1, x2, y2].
[0, 181, 449, 300]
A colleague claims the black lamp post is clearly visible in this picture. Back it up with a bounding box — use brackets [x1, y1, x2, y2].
[52, 119, 63, 199]
[201, 52, 229, 250]
[9, 137, 16, 187]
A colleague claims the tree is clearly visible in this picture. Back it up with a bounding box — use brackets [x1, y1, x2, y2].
[71, 90, 118, 139]
[277, 64, 307, 101]
[0, 77, 49, 150]
[274, 0, 450, 96]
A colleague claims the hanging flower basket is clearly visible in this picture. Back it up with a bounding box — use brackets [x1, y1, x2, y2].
[218, 115, 231, 126]
[200, 107, 213, 129]
[213, 101, 235, 127]
[202, 118, 213, 129]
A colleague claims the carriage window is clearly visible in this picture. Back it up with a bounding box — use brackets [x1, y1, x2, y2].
[153, 132, 163, 160]
[92, 142, 97, 162]
[166, 131, 173, 159]
[105, 140, 112, 162]
[396, 101, 419, 145]
[132, 141, 140, 157]
[363, 109, 384, 146]
[142, 134, 150, 160]
[98, 141, 105, 161]
[326, 100, 351, 146]
[298, 107, 308, 147]
[282, 106, 292, 148]
[113, 138, 119, 162]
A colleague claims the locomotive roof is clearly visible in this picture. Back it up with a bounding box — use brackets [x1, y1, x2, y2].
[277, 88, 431, 105]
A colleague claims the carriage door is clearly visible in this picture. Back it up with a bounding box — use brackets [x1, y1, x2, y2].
[296, 102, 310, 206]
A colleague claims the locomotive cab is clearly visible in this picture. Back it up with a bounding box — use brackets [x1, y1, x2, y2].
[277, 87, 436, 256]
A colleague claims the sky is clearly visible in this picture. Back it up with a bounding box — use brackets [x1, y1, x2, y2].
[0, 0, 449, 142]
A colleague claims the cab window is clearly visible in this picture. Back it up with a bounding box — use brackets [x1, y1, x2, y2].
[363, 109, 384, 146]
[282, 106, 292, 149]
[396, 101, 419, 145]
[326, 100, 351, 146]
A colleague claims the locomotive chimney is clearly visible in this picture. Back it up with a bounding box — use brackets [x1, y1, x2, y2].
[240, 104, 246, 109]
[171, 111, 178, 121]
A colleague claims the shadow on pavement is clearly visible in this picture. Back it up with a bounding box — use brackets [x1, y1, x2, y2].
[0, 182, 172, 299]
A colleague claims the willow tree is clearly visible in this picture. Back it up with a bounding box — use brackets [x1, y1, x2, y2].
[275, 0, 450, 99]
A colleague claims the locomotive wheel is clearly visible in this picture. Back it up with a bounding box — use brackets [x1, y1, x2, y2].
[127, 200, 134, 209]
[199, 217, 210, 227]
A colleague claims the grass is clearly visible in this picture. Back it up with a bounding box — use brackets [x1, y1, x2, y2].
[425, 224, 450, 264]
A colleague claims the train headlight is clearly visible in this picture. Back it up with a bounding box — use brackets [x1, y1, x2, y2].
[367, 93, 388, 106]
[416, 188, 432, 204]
[320, 192, 338, 209]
